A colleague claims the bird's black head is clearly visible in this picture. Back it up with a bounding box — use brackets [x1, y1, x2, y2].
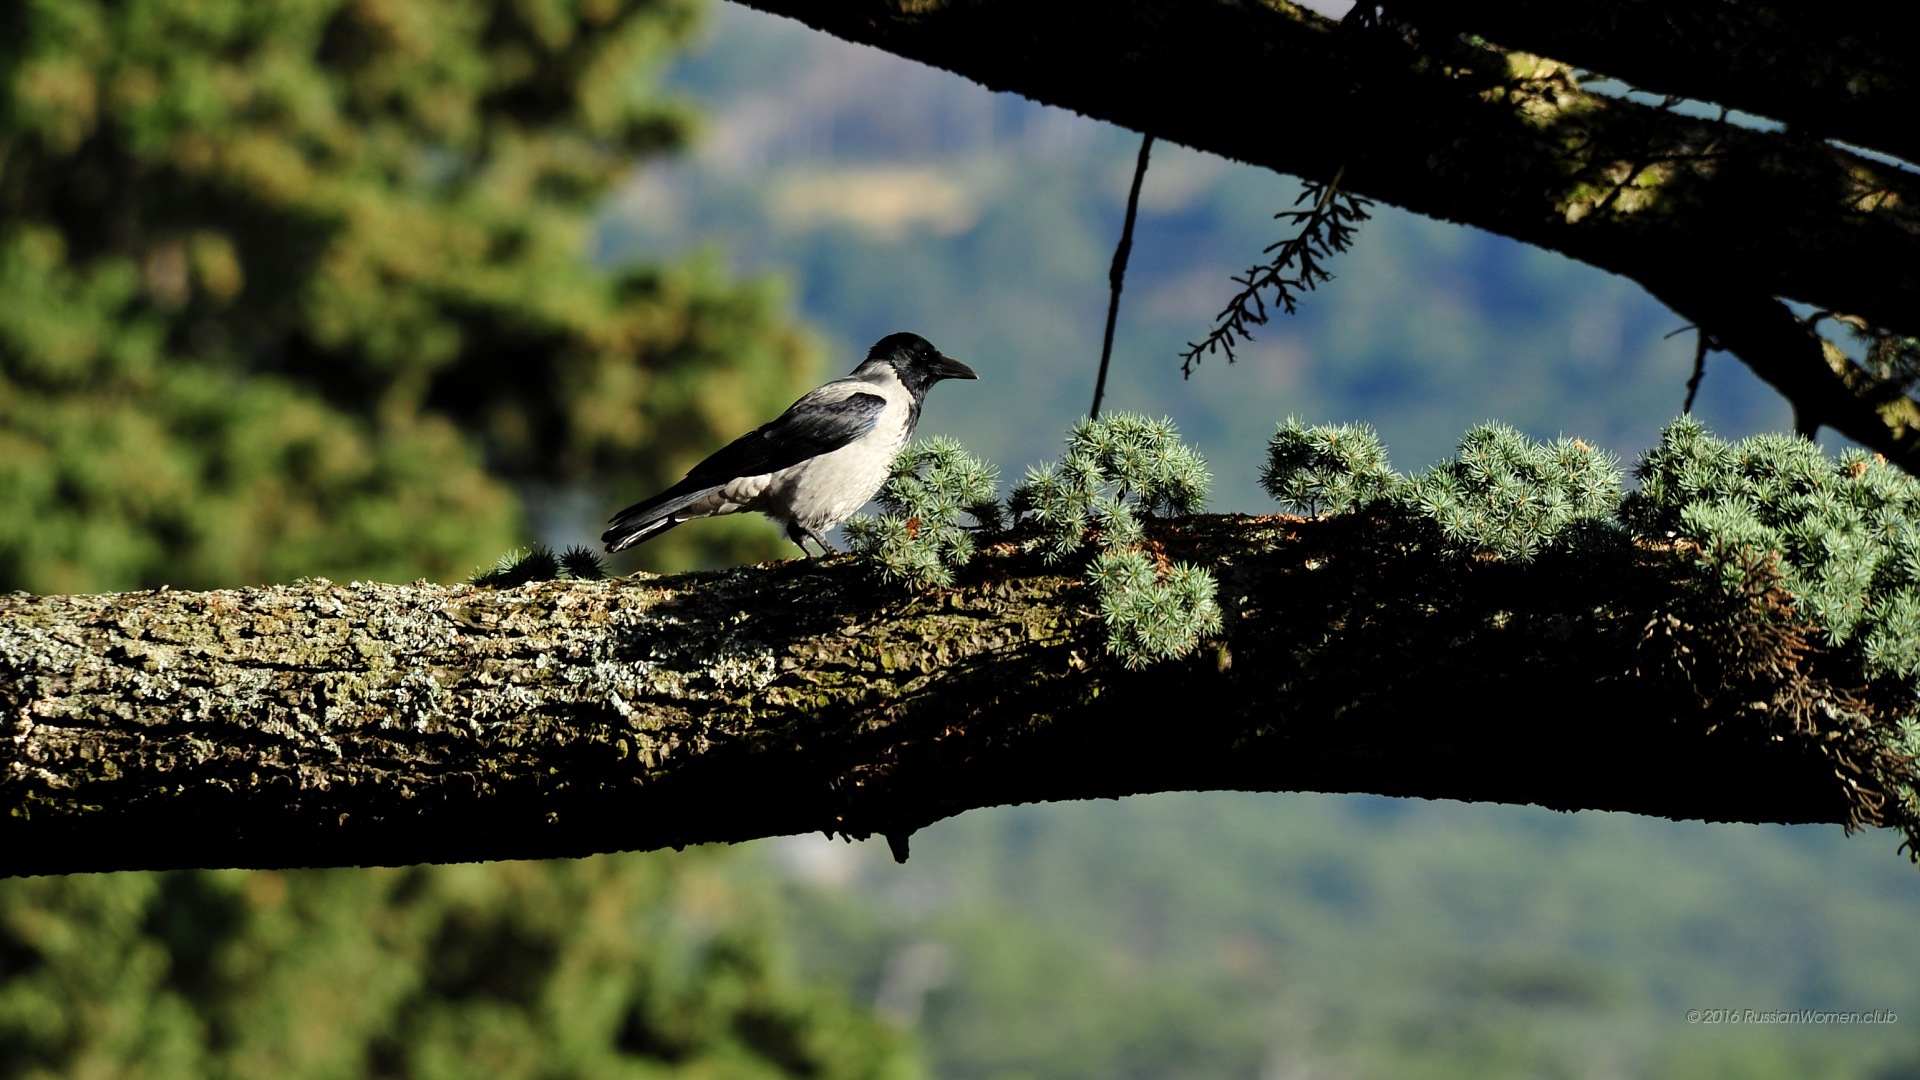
[867, 332, 977, 398]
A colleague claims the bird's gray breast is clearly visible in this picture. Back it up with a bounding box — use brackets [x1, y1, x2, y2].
[764, 417, 911, 530]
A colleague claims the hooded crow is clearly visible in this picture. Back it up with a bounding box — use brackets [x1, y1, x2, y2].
[602, 332, 977, 556]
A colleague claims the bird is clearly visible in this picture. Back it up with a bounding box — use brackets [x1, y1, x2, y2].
[602, 332, 977, 557]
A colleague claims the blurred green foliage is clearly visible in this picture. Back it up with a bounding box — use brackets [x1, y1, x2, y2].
[0, 0, 818, 591]
[0, 853, 918, 1080]
[0, 4, 905, 1076]
[775, 793, 1920, 1080]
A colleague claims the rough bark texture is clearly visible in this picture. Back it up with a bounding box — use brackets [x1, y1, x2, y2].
[728, 0, 1920, 467]
[2, 516, 1896, 877]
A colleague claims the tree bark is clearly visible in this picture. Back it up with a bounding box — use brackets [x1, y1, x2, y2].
[2, 516, 1898, 877]
[1385, 0, 1920, 167]
[726, 0, 1920, 467]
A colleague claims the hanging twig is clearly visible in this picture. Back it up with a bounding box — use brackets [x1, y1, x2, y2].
[1663, 323, 1723, 414]
[1091, 133, 1154, 419]
[1181, 165, 1372, 376]
[1684, 328, 1712, 413]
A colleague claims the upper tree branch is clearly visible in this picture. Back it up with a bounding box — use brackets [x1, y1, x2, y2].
[1386, 0, 1920, 167]
[2, 516, 1899, 876]
[728, 0, 1920, 466]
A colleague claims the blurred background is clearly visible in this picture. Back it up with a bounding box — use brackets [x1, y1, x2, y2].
[1, 1, 1915, 1077]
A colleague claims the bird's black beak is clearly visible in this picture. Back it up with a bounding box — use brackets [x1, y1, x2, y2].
[934, 354, 978, 381]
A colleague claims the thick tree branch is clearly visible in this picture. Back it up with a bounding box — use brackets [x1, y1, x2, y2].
[1386, 0, 1920, 167]
[729, 0, 1920, 466]
[3, 516, 1901, 877]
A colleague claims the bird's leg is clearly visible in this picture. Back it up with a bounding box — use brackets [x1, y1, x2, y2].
[786, 522, 838, 558]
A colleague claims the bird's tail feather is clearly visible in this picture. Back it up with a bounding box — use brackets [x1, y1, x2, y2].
[601, 484, 720, 553]
[603, 515, 682, 553]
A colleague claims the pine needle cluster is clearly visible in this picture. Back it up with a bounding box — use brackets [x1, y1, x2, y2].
[1265, 419, 1622, 560]
[1011, 415, 1222, 668]
[1014, 415, 1211, 559]
[470, 545, 608, 588]
[1624, 418, 1920, 832]
[1261, 418, 1396, 515]
[842, 437, 1002, 589]
[1625, 418, 1920, 684]
[1407, 424, 1622, 561]
[848, 417, 1222, 669]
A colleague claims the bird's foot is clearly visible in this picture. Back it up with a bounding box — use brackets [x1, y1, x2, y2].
[787, 525, 838, 558]
[791, 526, 837, 553]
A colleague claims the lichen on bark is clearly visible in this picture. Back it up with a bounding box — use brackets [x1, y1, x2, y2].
[4, 513, 1910, 876]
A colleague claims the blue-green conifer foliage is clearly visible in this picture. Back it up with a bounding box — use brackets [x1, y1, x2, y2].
[1265, 415, 1920, 836]
[852, 415, 1222, 670]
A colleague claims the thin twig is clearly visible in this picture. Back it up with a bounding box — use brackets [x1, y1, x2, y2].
[1684, 328, 1711, 413]
[1668, 323, 1721, 414]
[1092, 133, 1154, 420]
[1180, 165, 1372, 376]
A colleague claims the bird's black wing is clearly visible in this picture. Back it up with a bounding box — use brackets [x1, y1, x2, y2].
[680, 389, 889, 488]
[605, 388, 890, 536]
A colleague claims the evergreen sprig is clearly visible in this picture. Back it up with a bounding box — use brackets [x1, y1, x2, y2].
[1180, 174, 1373, 375]
[1011, 414, 1222, 668]
[559, 545, 610, 581]
[1262, 417, 1396, 516]
[1625, 418, 1920, 837]
[1012, 414, 1212, 562]
[1092, 553, 1225, 670]
[1624, 416, 1920, 675]
[1264, 419, 1622, 561]
[469, 544, 607, 587]
[850, 419, 1222, 669]
[843, 437, 1001, 589]
[1407, 424, 1622, 561]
